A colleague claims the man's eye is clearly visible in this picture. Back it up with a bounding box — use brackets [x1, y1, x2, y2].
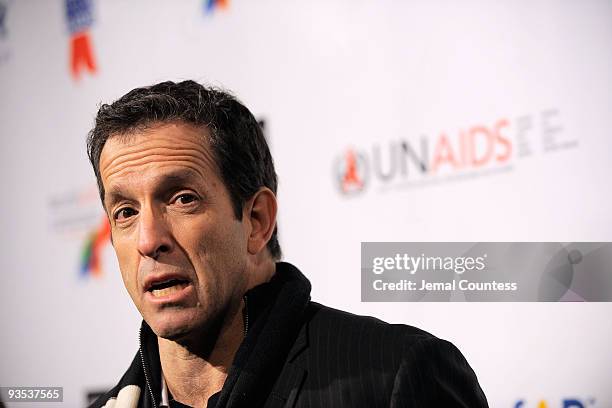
[114, 207, 138, 220]
[174, 193, 198, 205]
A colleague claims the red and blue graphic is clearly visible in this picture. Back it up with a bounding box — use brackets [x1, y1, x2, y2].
[80, 216, 110, 278]
[65, 0, 97, 80]
[204, 0, 229, 14]
[515, 398, 596, 408]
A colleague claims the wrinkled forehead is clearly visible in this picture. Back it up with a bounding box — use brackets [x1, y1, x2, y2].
[99, 122, 217, 179]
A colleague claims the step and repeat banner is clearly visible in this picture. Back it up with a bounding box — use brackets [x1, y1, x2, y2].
[0, 1, 611, 407]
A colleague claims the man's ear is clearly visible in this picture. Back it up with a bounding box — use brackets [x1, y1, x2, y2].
[244, 187, 278, 255]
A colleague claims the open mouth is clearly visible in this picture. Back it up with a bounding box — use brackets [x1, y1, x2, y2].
[148, 279, 190, 298]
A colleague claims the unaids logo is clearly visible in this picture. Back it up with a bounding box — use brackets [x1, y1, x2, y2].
[65, 0, 97, 80]
[80, 216, 110, 278]
[333, 118, 512, 195]
[333, 110, 575, 196]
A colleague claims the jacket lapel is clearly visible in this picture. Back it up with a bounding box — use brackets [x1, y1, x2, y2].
[265, 304, 313, 408]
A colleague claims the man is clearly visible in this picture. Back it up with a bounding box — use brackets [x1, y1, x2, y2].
[87, 80, 488, 408]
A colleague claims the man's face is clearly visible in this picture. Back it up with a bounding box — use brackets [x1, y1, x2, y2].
[99, 122, 250, 340]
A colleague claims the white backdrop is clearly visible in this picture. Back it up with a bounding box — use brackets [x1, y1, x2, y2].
[0, 1, 611, 407]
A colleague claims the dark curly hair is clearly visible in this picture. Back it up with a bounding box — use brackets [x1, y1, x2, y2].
[86, 80, 281, 260]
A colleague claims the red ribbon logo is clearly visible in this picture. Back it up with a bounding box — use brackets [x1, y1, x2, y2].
[70, 31, 97, 80]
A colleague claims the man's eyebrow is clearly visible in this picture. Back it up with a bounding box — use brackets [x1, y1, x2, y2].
[156, 169, 203, 188]
[104, 169, 204, 209]
[104, 186, 131, 211]
[151, 170, 205, 198]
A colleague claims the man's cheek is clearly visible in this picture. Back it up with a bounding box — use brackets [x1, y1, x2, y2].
[117, 256, 139, 299]
[119, 268, 135, 298]
[116, 248, 133, 279]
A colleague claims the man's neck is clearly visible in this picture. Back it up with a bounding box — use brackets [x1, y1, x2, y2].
[157, 259, 277, 407]
[158, 299, 245, 407]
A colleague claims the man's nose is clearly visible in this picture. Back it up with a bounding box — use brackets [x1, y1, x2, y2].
[137, 205, 173, 259]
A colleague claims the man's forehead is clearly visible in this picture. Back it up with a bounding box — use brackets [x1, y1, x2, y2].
[99, 122, 216, 180]
[101, 122, 210, 153]
[107, 167, 203, 189]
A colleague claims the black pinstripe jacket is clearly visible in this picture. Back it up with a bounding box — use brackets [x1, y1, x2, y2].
[90, 262, 489, 408]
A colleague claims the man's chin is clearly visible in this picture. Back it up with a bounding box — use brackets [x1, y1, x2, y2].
[145, 312, 200, 341]
[142, 303, 229, 347]
[154, 324, 192, 341]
